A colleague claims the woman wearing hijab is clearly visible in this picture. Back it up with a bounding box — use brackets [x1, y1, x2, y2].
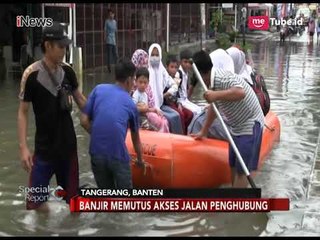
[188, 48, 235, 99]
[209, 48, 235, 73]
[131, 49, 169, 132]
[188, 48, 233, 140]
[226, 46, 253, 84]
[148, 43, 184, 135]
[131, 49, 155, 108]
[227, 46, 270, 117]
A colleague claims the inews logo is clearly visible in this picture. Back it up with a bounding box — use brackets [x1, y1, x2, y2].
[16, 15, 53, 28]
[248, 16, 304, 30]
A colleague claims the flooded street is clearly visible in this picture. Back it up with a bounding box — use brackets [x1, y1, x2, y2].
[1, 31, 320, 236]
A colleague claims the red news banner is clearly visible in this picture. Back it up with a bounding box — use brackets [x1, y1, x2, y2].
[70, 189, 289, 213]
[70, 198, 289, 212]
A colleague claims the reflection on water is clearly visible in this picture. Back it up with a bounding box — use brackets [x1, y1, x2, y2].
[9, 209, 268, 236]
[1, 34, 320, 236]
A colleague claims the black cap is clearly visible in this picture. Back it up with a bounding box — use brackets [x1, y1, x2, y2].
[42, 22, 72, 46]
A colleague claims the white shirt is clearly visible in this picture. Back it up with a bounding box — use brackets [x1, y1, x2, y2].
[177, 66, 202, 115]
[178, 66, 188, 101]
[132, 89, 148, 105]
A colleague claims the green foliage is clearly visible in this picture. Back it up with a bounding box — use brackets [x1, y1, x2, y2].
[239, 42, 252, 53]
[216, 31, 243, 50]
[215, 33, 232, 50]
[218, 23, 227, 33]
[162, 50, 169, 64]
[210, 10, 224, 32]
[227, 30, 239, 43]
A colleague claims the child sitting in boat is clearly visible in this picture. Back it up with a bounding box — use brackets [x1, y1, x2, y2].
[164, 55, 193, 135]
[132, 67, 170, 133]
[177, 49, 202, 115]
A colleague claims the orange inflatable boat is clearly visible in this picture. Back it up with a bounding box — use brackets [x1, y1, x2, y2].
[126, 111, 281, 188]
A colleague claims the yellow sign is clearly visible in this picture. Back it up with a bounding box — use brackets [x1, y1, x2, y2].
[309, 4, 317, 10]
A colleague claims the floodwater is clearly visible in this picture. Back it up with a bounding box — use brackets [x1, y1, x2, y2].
[0, 30, 320, 236]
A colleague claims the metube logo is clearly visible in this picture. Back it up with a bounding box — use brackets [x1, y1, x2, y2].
[248, 16, 269, 30]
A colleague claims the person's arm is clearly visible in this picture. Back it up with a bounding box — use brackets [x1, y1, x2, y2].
[136, 102, 149, 113]
[188, 74, 198, 99]
[132, 91, 148, 113]
[164, 70, 178, 96]
[18, 71, 35, 173]
[136, 102, 160, 115]
[131, 131, 143, 163]
[204, 75, 246, 102]
[114, 20, 118, 47]
[80, 88, 96, 134]
[188, 85, 195, 99]
[17, 101, 33, 172]
[190, 105, 216, 140]
[64, 64, 87, 111]
[145, 85, 156, 108]
[204, 87, 245, 103]
[129, 106, 144, 165]
[73, 89, 87, 111]
[80, 113, 91, 134]
[148, 107, 163, 116]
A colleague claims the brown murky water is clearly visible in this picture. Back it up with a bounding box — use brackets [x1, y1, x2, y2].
[0, 31, 320, 236]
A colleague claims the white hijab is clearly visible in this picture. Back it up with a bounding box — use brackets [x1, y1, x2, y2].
[209, 48, 235, 73]
[148, 43, 167, 109]
[226, 47, 253, 84]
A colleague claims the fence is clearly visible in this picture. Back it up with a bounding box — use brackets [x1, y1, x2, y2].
[75, 3, 210, 70]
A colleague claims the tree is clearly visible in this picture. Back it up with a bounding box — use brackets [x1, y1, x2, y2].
[210, 9, 224, 34]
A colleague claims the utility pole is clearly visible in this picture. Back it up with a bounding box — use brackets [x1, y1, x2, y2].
[166, 4, 170, 52]
[235, 4, 237, 31]
[200, 3, 206, 50]
[241, 6, 247, 47]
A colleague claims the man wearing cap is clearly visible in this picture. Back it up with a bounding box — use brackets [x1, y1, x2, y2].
[17, 22, 87, 212]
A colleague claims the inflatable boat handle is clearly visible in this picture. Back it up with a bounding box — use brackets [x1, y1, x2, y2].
[264, 123, 275, 132]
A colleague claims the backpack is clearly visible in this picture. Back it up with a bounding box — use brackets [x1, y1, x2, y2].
[248, 70, 270, 116]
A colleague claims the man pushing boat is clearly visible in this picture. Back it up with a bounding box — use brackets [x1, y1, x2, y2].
[191, 50, 264, 188]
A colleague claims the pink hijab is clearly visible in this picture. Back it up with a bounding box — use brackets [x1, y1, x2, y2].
[131, 49, 149, 68]
[131, 49, 155, 108]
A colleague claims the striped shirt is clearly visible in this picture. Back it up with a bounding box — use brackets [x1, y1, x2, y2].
[211, 68, 264, 136]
